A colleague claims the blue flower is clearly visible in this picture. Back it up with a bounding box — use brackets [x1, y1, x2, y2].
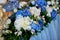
[51, 10, 57, 19]
[3, 4, 13, 12]
[38, 19, 44, 27]
[30, 22, 41, 32]
[35, 0, 47, 8]
[9, 0, 18, 2]
[41, 6, 46, 11]
[16, 8, 32, 18]
[3, 1, 19, 12]
[10, 1, 19, 8]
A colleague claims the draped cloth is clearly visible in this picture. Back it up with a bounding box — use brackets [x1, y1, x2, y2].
[30, 14, 60, 40]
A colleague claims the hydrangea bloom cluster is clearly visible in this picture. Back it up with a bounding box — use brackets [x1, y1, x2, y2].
[2, 0, 58, 40]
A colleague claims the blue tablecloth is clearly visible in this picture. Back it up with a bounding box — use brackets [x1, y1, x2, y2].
[30, 14, 60, 40]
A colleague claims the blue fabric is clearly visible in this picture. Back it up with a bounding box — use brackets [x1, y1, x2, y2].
[30, 14, 60, 40]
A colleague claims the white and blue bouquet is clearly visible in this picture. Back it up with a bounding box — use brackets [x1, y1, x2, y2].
[2, 0, 59, 40]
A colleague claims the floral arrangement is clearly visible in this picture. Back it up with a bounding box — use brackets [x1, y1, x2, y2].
[1, 0, 59, 40]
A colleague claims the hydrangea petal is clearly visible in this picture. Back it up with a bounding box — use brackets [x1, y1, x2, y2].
[51, 10, 57, 19]
[38, 19, 44, 27]
[3, 1, 19, 12]
[16, 8, 32, 18]
[30, 22, 41, 31]
[35, 0, 47, 7]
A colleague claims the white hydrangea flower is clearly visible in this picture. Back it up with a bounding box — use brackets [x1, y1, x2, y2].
[19, 2, 27, 8]
[30, 7, 41, 17]
[46, 5, 53, 17]
[14, 15, 32, 31]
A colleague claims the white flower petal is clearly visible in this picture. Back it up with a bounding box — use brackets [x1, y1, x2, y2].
[30, 7, 41, 17]
[14, 16, 31, 30]
[5, 19, 11, 24]
[19, 2, 27, 8]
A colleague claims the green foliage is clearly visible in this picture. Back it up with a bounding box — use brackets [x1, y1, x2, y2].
[29, 15, 39, 22]
[41, 10, 51, 26]
[29, 3, 35, 7]
[46, 0, 51, 1]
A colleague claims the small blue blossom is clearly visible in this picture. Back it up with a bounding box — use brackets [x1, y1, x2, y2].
[3, 1, 19, 12]
[9, 0, 18, 2]
[41, 6, 46, 11]
[38, 19, 44, 27]
[30, 22, 41, 32]
[16, 8, 32, 18]
[51, 10, 57, 19]
[35, 0, 47, 8]
[3, 4, 13, 12]
[10, 1, 19, 8]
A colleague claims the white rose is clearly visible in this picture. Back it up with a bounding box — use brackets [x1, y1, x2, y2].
[19, 2, 27, 8]
[14, 15, 32, 31]
[30, 7, 41, 17]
